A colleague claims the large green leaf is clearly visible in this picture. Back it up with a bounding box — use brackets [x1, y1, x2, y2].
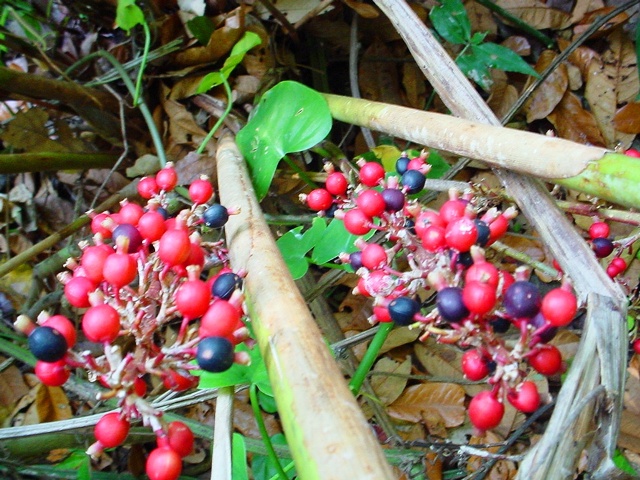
[311, 218, 375, 265]
[115, 0, 145, 33]
[472, 42, 538, 77]
[276, 217, 327, 279]
[429, 0, 470, 45]
[236, 81, 332, 200]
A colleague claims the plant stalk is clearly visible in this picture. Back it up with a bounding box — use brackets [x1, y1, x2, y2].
[349, 322, 394, 396]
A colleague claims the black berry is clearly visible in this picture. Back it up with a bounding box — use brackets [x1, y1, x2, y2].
[203, 204, 229, 228]
[401, 170, 426, 194]
[349, 251, 363, 271]
[474, 220, 490, 247]
[29, 326, 68, 362]
[503, 281, 541, 318]
[197, 336, 235, 372]
[212, 273, 243, 300]
[395, 156, 410, 175]
[388, 297, 420, 325]
[592, 237, 614, 258]
[381, 188, 405, 212]
[436, 287, 469, 323]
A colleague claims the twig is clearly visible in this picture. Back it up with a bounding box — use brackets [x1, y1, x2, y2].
[211, 387, 234, 480]
[349, 14, 375, 149]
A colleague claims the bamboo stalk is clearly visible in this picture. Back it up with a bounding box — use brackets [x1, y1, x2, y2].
[372, 1, 628, 478]
[0, 152, 119, 173]
[216, 133, 395, 480]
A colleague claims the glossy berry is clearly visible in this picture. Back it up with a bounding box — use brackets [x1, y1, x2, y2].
[82, 304, 120, 343]
[465, 261, 499, 289]
[395, 155, 410, 174]
[381, 188, 405, 212]
[202, 204, 229, 228]
[189, 178, 214, 204]
[146, 447, 182, 480]
[94, 412, 130, 448]
[507, 381, 540, 413]
[529, 313, 558, 343]
[420, 225, 446, 252]
[541, 288, 577, 327]
[91, 213, 113, 238]
[468, 391, 504, 431]
[64, 276, 96, 308]
[80, 245, 111, 283]
[212, 273, 243, 300]
[167, 421, 195, 457]
[487, 214, 509, 245]
[358, 162, 385, 187]
[414, 210, 446, 236]
[163, 370, 198, 392]
[199, 299, 241, 340]
[28, 326, 68, 362]
[588, 222, 610, 240]
[175, 279, 211, 319]
[388, 297, 420, 325]
[528, 346, 563, 376]
[445, 217, 478, 252]
[503, 281, 541, 318]
[103, 252, 137, 288]
[436, 287, 469, 323]
[197, 336, 235, 372]
[343, 209, 372, 235]
[325, 172, 348, 196]
[626, 148, 640, 158]
[360, 243, 387, 269]
[306, 188, 333, 211]
[461, 349, 490, 381]
[400, 169, 426, 194]
[35, 359, 69, 386]
[592, 237, 614, 258]
[43, 315, 77, 348]
[607, 257, 627, 278]
[462, 281, 496, 315]
[349, 251, 363, 270]
[439, 199, 467, 224]
[474, 220, 491, 246]
[137, 176, 159, 199]
[119, 202, 144, 226]
[158, 229, 191, 266]
[356, 190, 386, 218]
[155, 167, 178, 191]
[633, 339, 640, 355]
[137, 210, 167, 242]
[112, 224, 143, 253]
[373, 305, 392, 322]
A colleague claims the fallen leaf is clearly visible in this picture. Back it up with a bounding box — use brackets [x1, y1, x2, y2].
[465, 0, 497, 37]
[524, 50, 569, 122]
[344, 0, 379, 18]
[573, 7, 629, 38]
[402, 63, 427, 110]
[487, 82, 519, 120]
[614, 102, 640, 134]
[495, 0, 573, 29]
[0, 109, 66, 153]
[547, 90, 606, 146]
[501, 36, 531, 56]
[602, 28, 640, 106]
[370, 356, 412, 406]
[379, 326, 421, 354]
[421, 408, 448, 437]
[359, 39, 403, 106]
[389, 382, 466, 427]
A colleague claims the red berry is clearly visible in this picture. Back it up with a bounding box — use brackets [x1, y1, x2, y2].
[82, 304, 120, 343]
[138, 210, 167, 242]
[541, 288, 577, 327]
[356, 190, 386, 218]
[325, 172, 348, 196]
[407, 157, 425, 171]
[182, 242, 206, 269]
[414, 210, 446, 236]
[81, 245, 112, 284]
[306, 188, 333, 211]
[507, 381, 540, 413]
[356, 270, 388, 297]
[439, 199, 467, 225]
[189, 178, 214, 204]
[625, 148, 640, 158]
[103, 252, 137, 287]
[420, 225, 446, 252]
[462, 281, 496, 315]
[487, 214, 509, 245]
[118, 202, 144, 226]
[167, 421, 194, 457]
[146, 447, 182, 480]
[468, 391, 504, 431]
[94, 412, 130, 448]
[155, 167, 178, 191]
[360, 243, 387, 269]
[175, 279, 211, 319]
[343, 209, 372, 235]
[35, 359, 69, 386]
[358, 162, 385, 187]
[445, 217, 478, 252]
[91, 213, 113, 238]
[64, 276, 96, 308]
[158, 229, 191, 266]
[43, 315, 77, 349]
[528, 346, 563, 376]
[199, 299, 241, 340]
[588, 221, 610, 240]
[373, 305, 392, 322]
[137, 176, 159, 199]
[163, 370, 198, 392]
[633, 339, 640, 355]
[465, 261, 499, 289]
[461, 349, 490, 381]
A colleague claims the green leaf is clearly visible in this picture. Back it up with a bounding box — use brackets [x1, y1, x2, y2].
[429, 0, 471, 45]
[115, 0, 145, 33]
[186, 16, 215, 46]
[195, 343, 270, 391]
[236, 81, 332, 200]
[311, 218, 375, 265]
[472, 43, 539, 77]
[456, 49, 492, 90]
[276, 217, 327, 279]
[470, 31, 488, 46]
[232, 433, 250, 480]
[197, 31, 262, 93]
[613, 449, 638, 475]
[251, 434, 296, 480]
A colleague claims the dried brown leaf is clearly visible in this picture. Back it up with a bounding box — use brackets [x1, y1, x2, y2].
[388, 383, 466, 427]
[603, 28, 640, 105]
[501, 36, 531, 56]
[574, 7, 630, 38]
[487, 83, 519, 120]
[359, 39, 403, 105]
[344, 0, 379, 18]
[465, 0, 497, 37]
[495, 0, 574, 29]
[172, 22, 243, 68]
[547, 90, 606, 146]
[524, 50, 569, 122]
[402, 63, 427, 109]
[370, 356, 412, 406]
[0, 109, 66, 154]
[379, 326, 421, 354]
[613, 102, 640, 134]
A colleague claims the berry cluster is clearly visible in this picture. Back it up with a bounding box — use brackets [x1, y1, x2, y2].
[586, 220, 628, 278]
[15, 164, 248, 480]
[303, 152, 580, 433]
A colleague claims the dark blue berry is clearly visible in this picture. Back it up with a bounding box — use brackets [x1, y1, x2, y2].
[29, 326, 68, 362]
[436, 287, 469, 323]
[455, 251, 473, 268]
[197, 336, 235, 372]
[405, 218, 416, 234]
[396, 156, 410, 175]
[381, 188, 405, 212]
[112, 223, 143, 253]
[504, 281, 541, 318]
[349, 251, 363, 271]
[474, 220, 490, 247]
[388, 297, 420, 325]
[324, 204, 339, 218]
[490, 317, 511, 333]
[212, 273, 243, 300]
[529, 312, 558, 343]
[203, 204, 229, 228]
[592, 237, 614, 258]
[401, 170, 426, 194]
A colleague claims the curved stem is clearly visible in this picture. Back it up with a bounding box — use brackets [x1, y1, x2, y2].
[249, 383, 288, 480]
[196, 77, 233, 155]
[349, 321, 394, 395]
[133, 22, 151, 107]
